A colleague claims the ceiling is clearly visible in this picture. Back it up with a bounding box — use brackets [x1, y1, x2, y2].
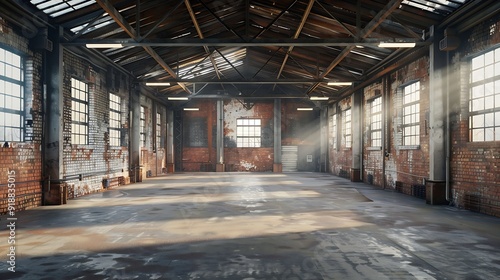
[1, 0, 485, 103]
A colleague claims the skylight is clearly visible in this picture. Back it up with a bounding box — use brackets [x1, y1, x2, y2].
[31, 0, 95, 18]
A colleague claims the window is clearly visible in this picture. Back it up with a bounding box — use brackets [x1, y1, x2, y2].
[236, 119, 261, 147]
[71, 78, 88, 145]
[109, 93, 121, 146]
[469, 48, 500, 141]
[371, 97, 382, 147]
[0, 48, 24, 142]
[331, 114, 337, 149]
[156, 112, 162, 149]
[402, 81, 420, 146]
[342, 109, 351, 148]
[140, 106, 146, 147]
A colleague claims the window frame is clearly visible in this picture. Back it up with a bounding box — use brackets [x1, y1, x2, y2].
[370, 96, 382, 147]
[468, 47, 500, 142]
[109, 93, 122, 147]
[401, 81, 420, 146]
[156, 112, 162, 149]
[140, 106, 146, 148]
[342, 108, 351, 148]
[70, 77, 89, 145]
[0, 47, 25, 143]
[236, 118, 261, 148]
[331, 113, 337, 150]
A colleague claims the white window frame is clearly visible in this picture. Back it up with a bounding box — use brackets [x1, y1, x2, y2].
[402, 81, 420, 146]
[331, 114, 337, 150]
[371, 97, 382, 147]
[469, 48, 500, 142]
[236, 118, 261, 147]
[109, 93, 122, 147]
[140, 106, 146, 147]
[70, 78, 89, 145]
[342, 109, 351, 148]
[156, 112, 162, 149]
[0, 47, 24, 142]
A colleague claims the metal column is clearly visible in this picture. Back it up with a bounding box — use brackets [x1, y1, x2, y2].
[351, 91, 362, 182]
[273, 99, 282, 172]
[216, 100, 225, 171]
[166, 109, 175, 173]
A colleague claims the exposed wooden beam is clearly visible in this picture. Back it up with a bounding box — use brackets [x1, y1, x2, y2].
[276, 0, 315, 81]
[184, 0, 221, 79]
[94, 0, 191, 94]
[307, 0, 404, 95]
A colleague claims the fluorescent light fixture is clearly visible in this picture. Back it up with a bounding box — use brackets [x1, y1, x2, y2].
[146, 82, 171, 86]
[310, 96, 329, 101]
[183, 108, 199, 111]
[297, 108, 313, 111]
[85, 43, 123, 48]
[327, 82, 352, 86]
[378, 42, 416, 48]
[168, 97, 189, 100]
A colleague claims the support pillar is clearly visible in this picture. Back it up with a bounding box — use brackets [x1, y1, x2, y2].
[351, 91, 362, 182]
[319, 106, 328, 172]
[273, 99, 282, 172]
[166, 109, 175, 173]
[129, 87, 141, 182]
[216, 100, 225, 172]
[427, 25, 447, 204]
[43, 26, 65, 205]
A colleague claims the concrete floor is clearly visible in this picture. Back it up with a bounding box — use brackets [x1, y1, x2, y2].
[1, 173, 499, 279]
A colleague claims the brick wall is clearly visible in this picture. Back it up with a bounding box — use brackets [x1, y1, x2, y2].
[328, 97, 353, 178]
[363, 83, 384, 186]
[62, 50, 129, 198]
[182, 99, 217, 171]
[224, 100, 274, 172]
[383, 57, 430, 194]
[449, 17, 500, 217]
[0, 20, 43, 213]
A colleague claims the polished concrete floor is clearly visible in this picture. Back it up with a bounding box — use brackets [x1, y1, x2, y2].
[1, 172, 499, 279]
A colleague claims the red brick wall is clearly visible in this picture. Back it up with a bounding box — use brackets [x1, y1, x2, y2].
[0, 21, 43, 213]
[328, 97, 353, 178]
[449, 17, 500, 217]
[62, 50, 130, 198]
[363, 83, 384, 186]
[385, 56, 430, 194]
[182, 100, 217, 171]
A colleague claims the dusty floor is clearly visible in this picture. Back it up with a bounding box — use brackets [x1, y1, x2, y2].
[1, 172, 499, 279]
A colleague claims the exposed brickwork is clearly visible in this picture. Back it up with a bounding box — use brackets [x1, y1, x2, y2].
[449, 17, 500, 217]
[328, 97, 353, 178]
[0, 21, 43, 214]
[182, 100, 217, 171]
[62, 50, 129, 198]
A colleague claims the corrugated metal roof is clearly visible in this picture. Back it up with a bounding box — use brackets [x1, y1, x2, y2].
[14, 0, 480, 100]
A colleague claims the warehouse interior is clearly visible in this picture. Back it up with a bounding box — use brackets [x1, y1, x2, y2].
[0, 0, 500, 278]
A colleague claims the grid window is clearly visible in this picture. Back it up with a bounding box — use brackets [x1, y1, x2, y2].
[236, 119, 261, 147]
[371, 97, 382, 147]
[469, 48, 500, 141]
[342, 109, 351, 148]
[156, 112, 162, 149]
[402, 81, 420, 146]
[71, 78, 88, 145]
[331, 114, 337, 149]
[140, 106, 146, 147]
[0, 48, 24, 142]
[109, 93, 121, 146]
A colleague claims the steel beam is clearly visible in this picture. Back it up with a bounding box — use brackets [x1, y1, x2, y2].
[307, 0, 404, 95]
[95, 0, 191, 94]
[276, 0, 315, 81]
[66, 37, 424, 47]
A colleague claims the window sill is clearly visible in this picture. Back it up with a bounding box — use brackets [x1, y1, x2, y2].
[398, 145, 420, 150]
[367, 146, 382, 151]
